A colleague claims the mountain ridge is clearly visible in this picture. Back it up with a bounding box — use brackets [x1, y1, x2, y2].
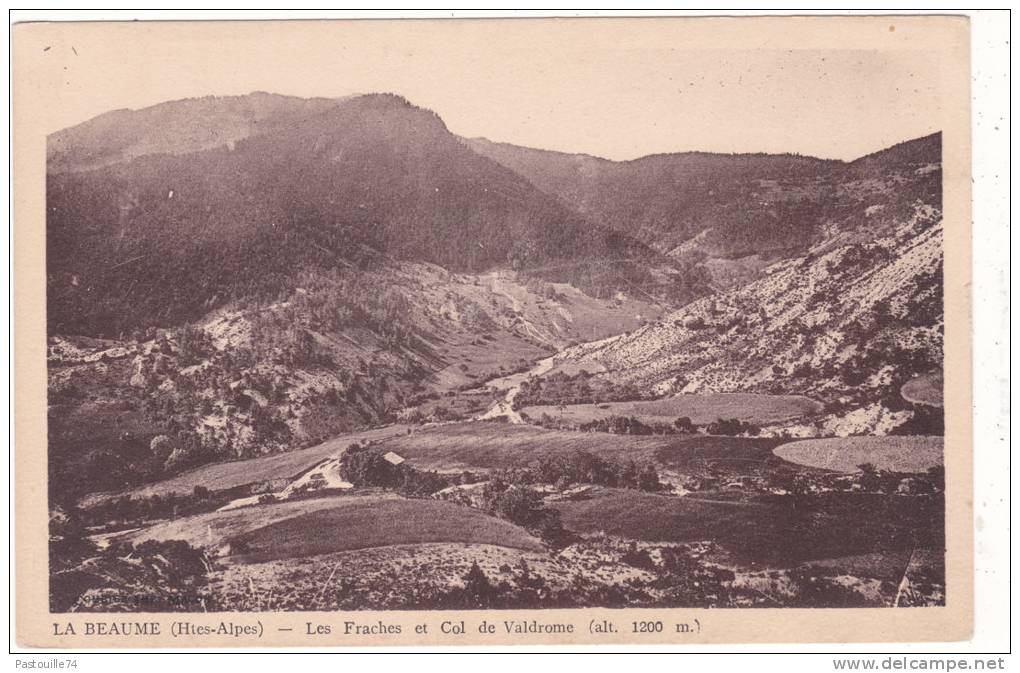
[50, 90, 935, 171]
[465, 132, 940, 261]
[47, 92, 673, 337]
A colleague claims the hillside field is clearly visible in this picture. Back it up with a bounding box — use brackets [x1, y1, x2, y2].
[129, 494, 542, 560]
[521, 392, 824, 427]
[900, 370, 944, 408]
[772, 436, 943, 473]
[374, 421, 788, 474]
[553, 488, 944, 567]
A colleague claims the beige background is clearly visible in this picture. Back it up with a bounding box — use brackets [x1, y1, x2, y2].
[13, 15, 972, 647]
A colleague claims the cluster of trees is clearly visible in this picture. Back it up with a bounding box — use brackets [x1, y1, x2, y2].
[432, 559, 570, 609]
[900, 398, 946, 437]
[50, 502, 213, 612]
[338, 446, 461, 497]
[396, 402, 469, 425]
[480, 450, 662, 493]
[282, 270, 417, 348]
[77, 485, 228, 530]
[248, 317, 334, 369]
[479, 482, 570, 546]
[535, 451, 662, 492]
[521, 278, 563, 301]
[47, 409, 217, 499]
[515, 371, 648, 408]
[698, 198, 830, 259]
[663, 256, 715, 306]
[831, 305, 942, 415]
[134, 302, 404, 465]
[704, 417, 761, 436]
[51, 289, 424, 499]
[339, 448, 665, 546]
[574, 415, 668, 435]
[854, 463, 944, 495]
[527, 257, 665, 303]
[51, 535, 212, 613]
[172, 324, 214, 367]
[470, 451, 662, 546]
[533, 412, 760, 438]
[649, 545, 737, 607]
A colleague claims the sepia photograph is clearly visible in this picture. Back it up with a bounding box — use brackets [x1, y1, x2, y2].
[12, 12, 992, 650]
[45, 22, 947, 614]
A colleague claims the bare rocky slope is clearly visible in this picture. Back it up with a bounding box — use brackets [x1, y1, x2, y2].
[555, 178, 943, 437]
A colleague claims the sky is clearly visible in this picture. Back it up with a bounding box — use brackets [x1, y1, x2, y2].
[22, 17, 945, 161]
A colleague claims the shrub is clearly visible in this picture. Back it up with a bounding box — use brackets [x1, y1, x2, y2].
[163, 447, 192, 473]
[149, 435, 175, 461]
[673, 416, 695, 433]
[705, 417, 760, 436]
[485, 486, 547, 527]
[621, 543, 656, 571]
[786, 567, 873, 607]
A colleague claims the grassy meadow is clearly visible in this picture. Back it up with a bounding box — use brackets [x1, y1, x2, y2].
[773, 436, 943, 473]
[522, 392, 824, 427]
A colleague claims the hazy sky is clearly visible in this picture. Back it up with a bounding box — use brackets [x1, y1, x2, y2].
[24, 18, 945, 161]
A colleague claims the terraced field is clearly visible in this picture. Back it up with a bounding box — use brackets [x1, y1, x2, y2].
[129, 493, 542, 560]
[553, 488, 944, 567]
[374, 421, 788, 474]
[521, 392, 824, 427]
[900, 370, 944, 407]
[772, 436, 943, 473]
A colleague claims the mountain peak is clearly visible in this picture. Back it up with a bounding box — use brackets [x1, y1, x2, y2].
[46, 92, 457, 173]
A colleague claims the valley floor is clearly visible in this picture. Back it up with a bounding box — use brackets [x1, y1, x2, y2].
[52, 293, 945, 613]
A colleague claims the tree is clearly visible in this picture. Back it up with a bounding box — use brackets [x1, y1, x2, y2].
[462, 562, 498, 607]
[637, 464, 662, 492]
[857, 462, 881, 491]
[621, 542, 656, 570]
[536, 510, 572, 548]
[174, 324, 211, 367]
[657, 546, 735, 607]
[926, 465, 945, 491]
[149, 435, 175, 462]
[339, 448, 398, 487]
[673, 416, 695, 433]
[488, 486, 546, 527]
[706, 417, 744, 436]
[163, 446, 192, 473]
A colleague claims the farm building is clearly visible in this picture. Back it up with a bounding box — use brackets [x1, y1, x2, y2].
[383, 451, 405, 466]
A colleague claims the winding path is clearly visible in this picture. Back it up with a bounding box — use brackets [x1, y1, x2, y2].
[476, 355, 557, 423]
